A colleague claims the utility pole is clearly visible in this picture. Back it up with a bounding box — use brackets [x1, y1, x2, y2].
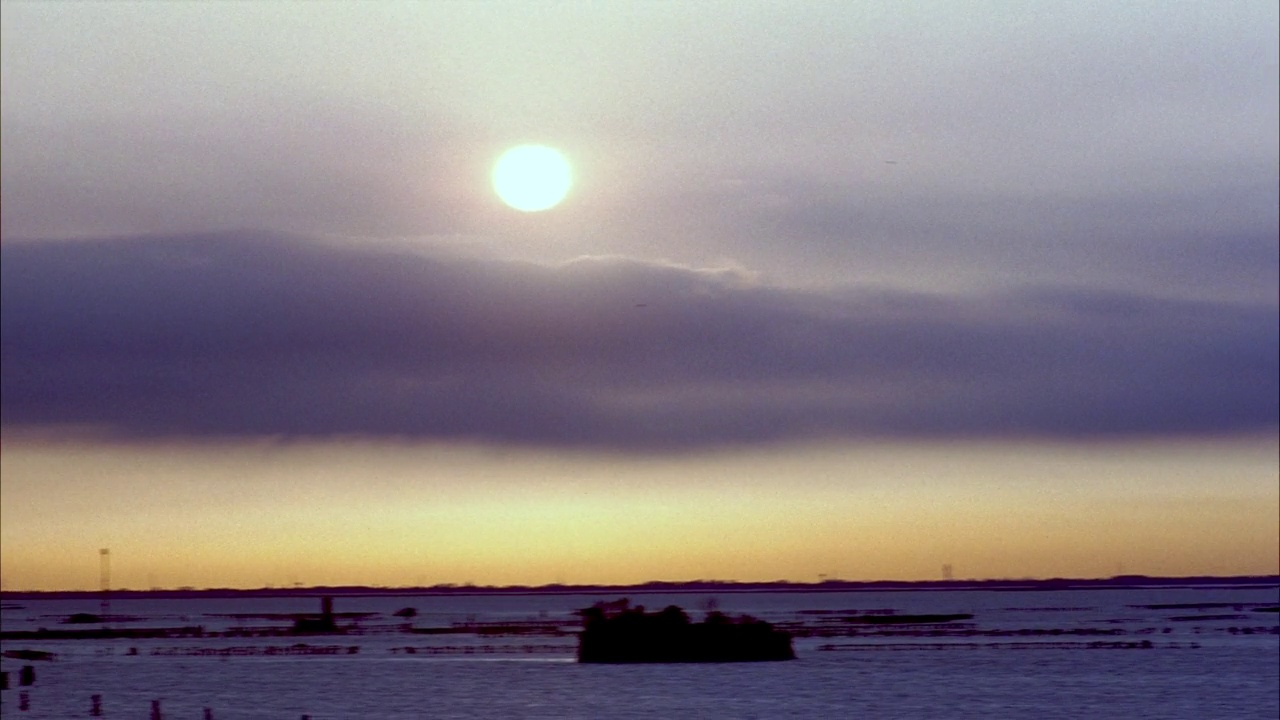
[99, 548, 111, 619]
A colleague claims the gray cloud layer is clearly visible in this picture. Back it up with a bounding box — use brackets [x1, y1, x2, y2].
[3, 233, 1274, 450]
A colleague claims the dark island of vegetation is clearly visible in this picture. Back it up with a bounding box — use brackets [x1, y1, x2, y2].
[577, 599, 795, 663]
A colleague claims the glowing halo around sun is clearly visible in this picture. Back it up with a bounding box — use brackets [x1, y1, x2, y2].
[492, 145, 573, 212]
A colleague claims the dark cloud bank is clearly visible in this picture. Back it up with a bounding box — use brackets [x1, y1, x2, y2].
[2, 233, 1275, 450]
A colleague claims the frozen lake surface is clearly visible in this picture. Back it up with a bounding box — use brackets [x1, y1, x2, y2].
[2, 586, 1277, 719]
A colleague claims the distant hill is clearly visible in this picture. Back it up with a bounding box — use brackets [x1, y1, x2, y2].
[2, 575, 1276, 600]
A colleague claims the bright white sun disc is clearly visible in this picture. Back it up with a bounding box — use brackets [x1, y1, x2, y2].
[492, 145, 572, 212]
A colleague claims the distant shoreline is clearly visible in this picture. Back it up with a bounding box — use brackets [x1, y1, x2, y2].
[2, 575, 1276, 601]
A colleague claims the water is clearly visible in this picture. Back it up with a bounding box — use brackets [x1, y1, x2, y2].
[2, 586, 1277, 719]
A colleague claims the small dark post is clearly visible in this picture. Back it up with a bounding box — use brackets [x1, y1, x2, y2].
[316, 595, 338, 632]
[19, 691, 30, 711]
[151, 698, 163, 719]
[91, 694, 104, 716]
[18, 665, 35, 686]
[204, 708, 214, 720]
[0, 671, 7, 690]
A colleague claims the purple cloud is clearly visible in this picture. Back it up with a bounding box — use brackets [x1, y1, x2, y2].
[2, 232, 1275, 449]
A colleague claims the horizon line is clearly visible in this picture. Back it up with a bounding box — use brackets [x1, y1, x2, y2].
[3, 573, 1277, 597]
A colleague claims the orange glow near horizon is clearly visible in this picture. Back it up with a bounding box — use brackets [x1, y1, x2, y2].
[1, 437, 1276, 591]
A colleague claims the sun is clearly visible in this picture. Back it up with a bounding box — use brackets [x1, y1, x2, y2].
[492, 145, 572, 212]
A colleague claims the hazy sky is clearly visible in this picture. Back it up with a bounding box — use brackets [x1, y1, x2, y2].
[2, 1, 1277, 590]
